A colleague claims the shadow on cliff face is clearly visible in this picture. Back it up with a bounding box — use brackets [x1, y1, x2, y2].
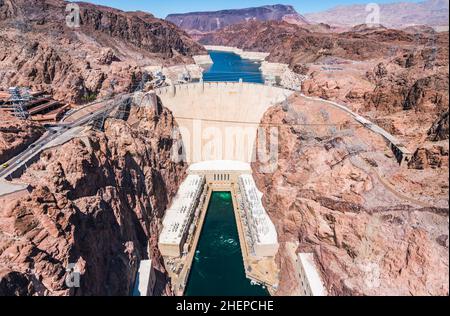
[152, 269, 171, 297]
[62, 122, 183, 295]
[48, 140, 153, 295]
[69, 196, 147, 296]
[0, 104, 187, 296]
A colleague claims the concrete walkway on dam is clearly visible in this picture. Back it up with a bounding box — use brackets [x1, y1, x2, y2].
[155, 81, 294, 163]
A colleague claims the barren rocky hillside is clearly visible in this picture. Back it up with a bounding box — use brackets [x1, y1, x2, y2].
[0, 0, 206, 103]
[166, 4, 309, 35]
[0, 112, 45, 164]
[304, 0, 449, 30]
[0, 100, 187, 295]
[252, 95, 449, 296]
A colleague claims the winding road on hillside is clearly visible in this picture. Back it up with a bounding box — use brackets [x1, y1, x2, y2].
[0, 96, 127, 180]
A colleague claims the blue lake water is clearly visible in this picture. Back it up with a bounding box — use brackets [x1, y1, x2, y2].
[202, 51, 264, 83]
[185, 192, 268, 296]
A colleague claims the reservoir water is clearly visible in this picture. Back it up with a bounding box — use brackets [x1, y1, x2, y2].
[185, 192, 268, 296]
[203, 51, 264, 83]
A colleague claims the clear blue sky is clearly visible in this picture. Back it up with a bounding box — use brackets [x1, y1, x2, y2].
[74, 0, 424, 18]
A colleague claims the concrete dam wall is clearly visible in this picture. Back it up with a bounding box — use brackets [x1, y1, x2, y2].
[155, 82, 294, 163]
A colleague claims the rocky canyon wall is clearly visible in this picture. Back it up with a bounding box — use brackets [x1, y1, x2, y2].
[201, 21, 449, 166]
[252, 94, 449, 296]
[0, 100, 187, 295]
[0, 0, 206, 103]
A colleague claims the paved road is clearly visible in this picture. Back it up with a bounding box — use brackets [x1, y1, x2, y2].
[0, 96, 126, 180]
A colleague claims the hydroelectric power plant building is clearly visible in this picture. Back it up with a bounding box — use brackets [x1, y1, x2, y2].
[159, 175, 206, 258]
[157, 161, 280, 295]
[237, 174, 279, 258]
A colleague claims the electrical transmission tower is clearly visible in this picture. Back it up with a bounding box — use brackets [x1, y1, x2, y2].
[8, 87, 29, 120]
[114, 97, 132, 121]
[135, 71, 150, 92]
[91, 96, 132, 132]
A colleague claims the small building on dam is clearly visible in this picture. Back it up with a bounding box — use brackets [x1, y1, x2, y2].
[159, 174, 207, 258]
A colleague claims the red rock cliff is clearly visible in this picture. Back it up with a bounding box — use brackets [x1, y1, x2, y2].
[0, 0, 206, 103]
[0, 101, 187, 296]
[252, 95, 448, 296]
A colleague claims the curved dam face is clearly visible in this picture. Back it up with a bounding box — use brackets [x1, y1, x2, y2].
[155, 82, 294, 163]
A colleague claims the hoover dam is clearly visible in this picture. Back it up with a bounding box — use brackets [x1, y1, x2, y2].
[156, 51, 283, 296]
[155, 81, 293, 163]
[155, 48, 421, 296]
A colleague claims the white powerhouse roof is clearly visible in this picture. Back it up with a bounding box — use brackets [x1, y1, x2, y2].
[239, 174, 278, 245]
[189, 160, 252, 173]
[160, 175, 204, 245]
[298, 253, 327, 296]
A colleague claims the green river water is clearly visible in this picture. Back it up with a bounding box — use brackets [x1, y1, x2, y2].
[185, 192, 268, 296]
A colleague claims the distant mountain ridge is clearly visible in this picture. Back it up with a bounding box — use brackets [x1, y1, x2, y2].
[304, 0, 449, 30]
[166, 4, 309, 34]
[0, 0, 205, 102]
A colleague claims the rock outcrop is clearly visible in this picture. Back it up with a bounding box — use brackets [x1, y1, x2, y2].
[428, 111, 449, 141]
[252, 95, 449, 296]
[408, 143, 449, 170]
[0, 0, 206, 103]
[0, 100, 187, 296]
[0, 112, 45, 164]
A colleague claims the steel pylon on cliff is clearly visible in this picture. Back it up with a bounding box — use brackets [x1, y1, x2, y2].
[8, 87, 29, 120]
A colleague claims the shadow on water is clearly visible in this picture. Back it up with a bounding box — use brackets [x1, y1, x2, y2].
[185, 192, 268, 296]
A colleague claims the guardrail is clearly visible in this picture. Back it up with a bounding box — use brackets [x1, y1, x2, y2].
[154, 81, 294, 97]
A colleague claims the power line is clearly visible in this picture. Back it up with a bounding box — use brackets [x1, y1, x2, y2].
[172, 115, 363, 127]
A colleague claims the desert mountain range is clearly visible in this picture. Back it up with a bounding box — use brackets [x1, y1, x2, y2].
[166, 4, 309, 34]
[305, 0, 449, 31]
[167, 0, 449, 33]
